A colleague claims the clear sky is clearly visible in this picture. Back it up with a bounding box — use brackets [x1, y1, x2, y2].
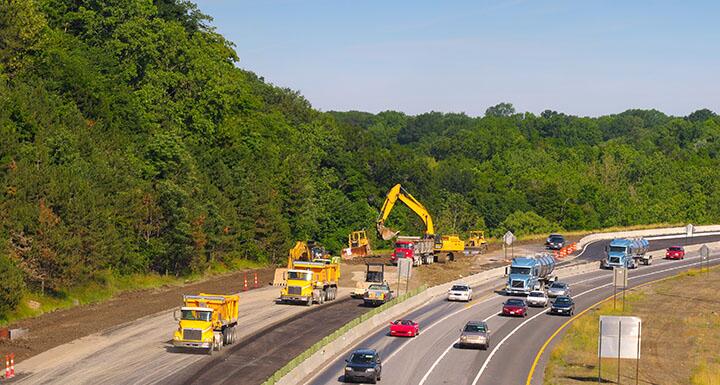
[195, 0, 719, 117]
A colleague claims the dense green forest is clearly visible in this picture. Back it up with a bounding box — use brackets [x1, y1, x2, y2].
[1, 0, 719, 315]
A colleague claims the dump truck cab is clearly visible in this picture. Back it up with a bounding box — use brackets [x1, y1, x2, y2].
[280, 258, 340, 306]
[172, 294, 239, 354]
[352, 263, 385, 298]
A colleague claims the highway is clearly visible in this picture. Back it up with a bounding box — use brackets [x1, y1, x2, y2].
[306, 235, 720, 385]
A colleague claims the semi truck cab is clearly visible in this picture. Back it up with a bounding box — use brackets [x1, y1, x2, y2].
[505, 255, 556, 295]
[603, 239, 644, 269]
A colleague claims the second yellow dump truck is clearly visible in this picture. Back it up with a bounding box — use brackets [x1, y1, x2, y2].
[172, 293, 239, 355]
[280, 258, 340, 306]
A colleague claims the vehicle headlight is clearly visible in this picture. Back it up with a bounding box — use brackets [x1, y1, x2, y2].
[460, 335, 467, 340]
[345, 367, 352, 371]
[366, 368, 375, 372]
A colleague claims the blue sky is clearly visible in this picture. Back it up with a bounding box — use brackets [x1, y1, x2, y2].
[195, 0, 720, 117]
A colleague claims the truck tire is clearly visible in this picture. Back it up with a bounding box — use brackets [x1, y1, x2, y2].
[222, 329, 229, 345]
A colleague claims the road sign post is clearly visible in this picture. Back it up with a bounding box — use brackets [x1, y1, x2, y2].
[398, 258, 412, 296]
[700, 244, 710, 274]
[613, 267, 628, 311]
[503, 231, 516, 260]
[598, 316, 642, 385]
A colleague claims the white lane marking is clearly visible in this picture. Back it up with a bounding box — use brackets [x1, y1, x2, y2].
[417, 313, 496, 385]
[469, 256, 710, 385]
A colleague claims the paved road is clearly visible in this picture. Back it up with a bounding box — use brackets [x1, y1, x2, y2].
[12, 286, 353, 385]
[306, 237, 720, 385]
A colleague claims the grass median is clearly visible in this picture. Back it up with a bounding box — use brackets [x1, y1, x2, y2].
[544, 266, 720, 385]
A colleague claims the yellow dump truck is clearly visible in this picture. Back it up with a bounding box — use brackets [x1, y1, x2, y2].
[280, 258, 340, 306]
[172, 293, 239, 355]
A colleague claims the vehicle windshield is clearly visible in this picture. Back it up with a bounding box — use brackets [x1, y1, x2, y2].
[287, 271, 312, 281]
[549, 236, 564, 242]
[394, 242, 410, 249]
[394, 320, 414, 325]
[668, 247, 683, 251]
[529, 292, 545, 297]
[464, 323, 487, 332]
[349, 353, 376, 364]
[181, 309, 212, 322]
[609, 246, 627, 253]
[555, 298, 572, 304]
[509, 266, 531, 275]
[368, 284, 386, 290]
[451, 285, 469, 291]
[506, 299, 525, 306]
[550, 282, 565, 289]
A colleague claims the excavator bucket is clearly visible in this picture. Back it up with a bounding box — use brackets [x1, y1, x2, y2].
[377, 223, 399, 241]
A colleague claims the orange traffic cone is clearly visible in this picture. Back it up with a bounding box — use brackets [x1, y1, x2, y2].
[243, 272, 248, 291]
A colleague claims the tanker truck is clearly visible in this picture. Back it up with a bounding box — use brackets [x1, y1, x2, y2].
[601, 237, 650, 269]
[505, 254, 556, 295]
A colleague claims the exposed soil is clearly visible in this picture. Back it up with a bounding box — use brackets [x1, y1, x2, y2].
[0, 267, 276, 363]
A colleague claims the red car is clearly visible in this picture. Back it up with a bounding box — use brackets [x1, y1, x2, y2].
[502, 298, 528, 317]
[389, 319, 420, 337]
[666, 246, 685, 260]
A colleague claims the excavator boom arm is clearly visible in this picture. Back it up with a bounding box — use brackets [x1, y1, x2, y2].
[377, 184, 434, 240]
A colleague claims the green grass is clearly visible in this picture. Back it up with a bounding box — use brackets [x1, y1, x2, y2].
[0, 258, 268, 326]
[262, 285, 427, 385]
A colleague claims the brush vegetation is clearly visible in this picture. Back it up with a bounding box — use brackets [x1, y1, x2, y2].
[1, 0, 719, 317]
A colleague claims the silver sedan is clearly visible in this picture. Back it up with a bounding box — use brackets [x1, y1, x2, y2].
[547, 282, 571, 298]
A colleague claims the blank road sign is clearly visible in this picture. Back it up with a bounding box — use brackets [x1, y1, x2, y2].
[700, 244, 710, 261]
[599, 316, 642, 359]
[613, 267, 628, 288]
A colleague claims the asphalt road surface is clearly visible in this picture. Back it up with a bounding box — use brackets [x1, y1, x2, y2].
[306, 237, 720, 385]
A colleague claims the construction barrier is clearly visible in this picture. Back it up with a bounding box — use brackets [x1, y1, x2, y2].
[4, 353, 14, 379]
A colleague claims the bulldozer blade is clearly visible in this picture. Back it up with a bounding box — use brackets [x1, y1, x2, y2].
[272, 268, 288, 286]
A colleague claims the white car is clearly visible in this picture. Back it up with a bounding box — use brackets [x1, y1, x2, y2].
[448, 283, 473, 302]
[526, 290, 549, 307]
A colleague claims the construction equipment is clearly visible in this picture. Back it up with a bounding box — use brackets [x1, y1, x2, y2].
[273, 241, 329, 286]
[172, 293, 240, 355]
[465, 230, 488, 252]
[377, 183, 465, 263]
[434, 235, 465, 262]
[392, 236, 434, 266]
[352, 262, 385, 298]
[279, 256, 340, 306]
[343, 230, 372, 259]
[377, 184, 434, 241]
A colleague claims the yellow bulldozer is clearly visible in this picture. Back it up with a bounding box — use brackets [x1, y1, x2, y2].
[342, 230, 372, 259]
[465, 230, 488, 252]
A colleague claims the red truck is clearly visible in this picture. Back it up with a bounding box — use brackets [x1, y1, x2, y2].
[390, 236, 434, 266]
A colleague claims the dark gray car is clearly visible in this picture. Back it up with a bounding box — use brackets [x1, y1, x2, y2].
[344, 349, 382, 383]
[458, 321, 490, 350]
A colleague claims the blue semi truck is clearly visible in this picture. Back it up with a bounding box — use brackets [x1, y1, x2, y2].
[505, 254, 556, 295]
[601, 238, 651, 269]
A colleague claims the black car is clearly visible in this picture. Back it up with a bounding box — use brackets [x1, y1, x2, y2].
[344, 349, 382, 383]
[545, 234, 566, 250]
[550, 295, 575, 316]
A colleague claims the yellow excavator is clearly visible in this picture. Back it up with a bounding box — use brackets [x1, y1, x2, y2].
[376, 184, 464, 262]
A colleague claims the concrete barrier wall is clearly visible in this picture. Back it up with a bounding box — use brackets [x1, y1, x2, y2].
[276, 259, 606, 385]
[576, 225, 720, 249]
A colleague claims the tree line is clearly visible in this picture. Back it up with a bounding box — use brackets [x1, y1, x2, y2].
[1, 0, 718, 316]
